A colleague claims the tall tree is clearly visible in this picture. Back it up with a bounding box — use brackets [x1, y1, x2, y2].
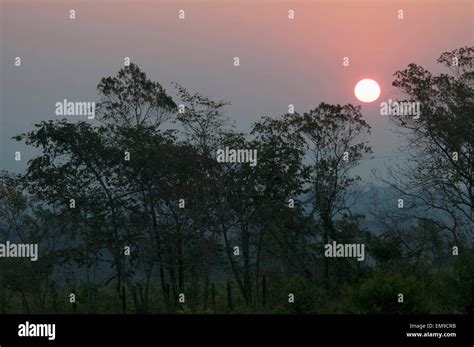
[386, 46, 473, 248]
[293, 103, 372, 288]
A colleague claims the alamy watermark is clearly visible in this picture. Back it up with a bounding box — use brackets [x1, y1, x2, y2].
[0, 241, 38, 261]
[324, 241, 365, 261]
[216, 147, 258, 166]
[380, 99, 420, 119]
[55, 99, 96, 119]
[18, 321, 55, 341]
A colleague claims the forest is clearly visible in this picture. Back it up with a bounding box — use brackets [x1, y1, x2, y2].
[0, 46, 472, 314]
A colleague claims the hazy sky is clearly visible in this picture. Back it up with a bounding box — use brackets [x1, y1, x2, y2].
[1, 0, 472, 180]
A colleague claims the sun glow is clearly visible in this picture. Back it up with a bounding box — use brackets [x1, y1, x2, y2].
[354, 79, 381, 103]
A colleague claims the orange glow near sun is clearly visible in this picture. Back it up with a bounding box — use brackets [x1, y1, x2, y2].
[354, 79, 381, 103]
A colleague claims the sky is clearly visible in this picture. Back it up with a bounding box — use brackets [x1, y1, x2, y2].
[1, 0, 473, 181]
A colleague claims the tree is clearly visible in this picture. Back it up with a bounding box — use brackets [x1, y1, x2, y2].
[173, 84, 233, 309]
[385, 46, 473, 249]
[293, 103, 372, 289]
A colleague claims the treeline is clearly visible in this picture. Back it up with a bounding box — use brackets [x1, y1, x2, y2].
[0, 47, 472, 314]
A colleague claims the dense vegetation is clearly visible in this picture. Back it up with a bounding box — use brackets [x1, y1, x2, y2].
[0, 47, 472, 314]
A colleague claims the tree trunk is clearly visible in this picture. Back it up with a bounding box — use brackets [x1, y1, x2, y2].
[242, 224, 252, 305]
[226, 281, 233, 312]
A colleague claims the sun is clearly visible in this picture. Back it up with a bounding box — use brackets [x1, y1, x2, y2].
[354, 79, 381, 103]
